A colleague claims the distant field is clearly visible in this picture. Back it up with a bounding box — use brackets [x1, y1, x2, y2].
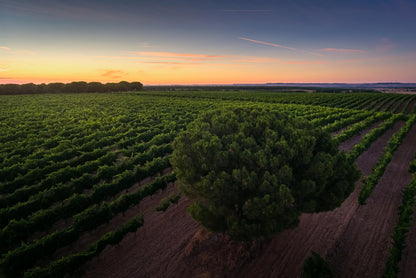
[1, 91, 416, 278]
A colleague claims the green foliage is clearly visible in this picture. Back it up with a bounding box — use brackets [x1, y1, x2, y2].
[0, 81, 143, 95]
[1, 91, 412, 276]
[348, 113, 405, 162]
[302, 252, 333, 278]
[0, 173, 174, 277]
[359, 114, 416, 204]
[333, 112, 391, 145]
[171, 107, 360, 240]
[155, 193, 181, 212]
[383, 175, 416, 277]
[23, 215, 143, 278]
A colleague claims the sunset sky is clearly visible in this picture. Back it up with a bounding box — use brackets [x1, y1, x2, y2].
[1, 0, 416, 85]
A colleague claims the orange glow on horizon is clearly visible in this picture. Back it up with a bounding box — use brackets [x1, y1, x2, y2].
[1, 48, 416, 85]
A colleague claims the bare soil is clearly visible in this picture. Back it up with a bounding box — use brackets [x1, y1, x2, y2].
[380, 89, 416, 95]
[405, 99, 416, 115]
[82, 185, 201, 278]
[388, 99, 403, 112]
[79, 121, 410, 278]
[44, 178, 176, 267]
[337, 120, 383, 153]
[399, 203, 416, 278]
[378, 99, 396, 112]
[362, 100, 378, 110]
[326, 122, 416, 277]
[395, 98, 409, 114]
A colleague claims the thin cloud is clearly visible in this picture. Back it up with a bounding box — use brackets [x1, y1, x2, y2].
[14, 50, 36, 55]
[233, 57, 280, 63]
[100, 69, 126, 78]
[143, 61, 202, 66]
[0, 68, 9, 71]
[284, 61, 326, 65]
[139, 42, 152, 48]
[304, 51, 324, 57]
[131, 52, 226, 59]
[92, 55, 186, 61]
[319, 48, 367, 54]
[0, 47, 36, 55]
[377, 38, 396, 53]
[335, 58, 381, 64]
[239, 37, 297, 51]
[94, 54, 279, 64]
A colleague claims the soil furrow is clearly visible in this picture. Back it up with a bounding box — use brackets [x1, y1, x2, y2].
[79, 120, 409, 278]
[405, 99, 416, 114]
[238, 121, 404, 278]
[398, 202, 416, 278]
[327, 122, 416, 278]
[338, 120, 383, 153]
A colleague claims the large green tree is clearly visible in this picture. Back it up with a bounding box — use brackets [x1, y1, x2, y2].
[171, 107, 360, 241]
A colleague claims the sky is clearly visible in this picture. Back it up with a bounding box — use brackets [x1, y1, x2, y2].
[1, 0, 416, 85]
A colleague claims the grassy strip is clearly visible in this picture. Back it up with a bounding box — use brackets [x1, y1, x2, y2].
[22, 215, 144, 278]
[358, 114, 416, 204]
[382, 176, 416, 278]
[333, 112, 391, 145]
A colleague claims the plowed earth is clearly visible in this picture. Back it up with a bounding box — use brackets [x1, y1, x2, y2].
[82, 121, 416, 278]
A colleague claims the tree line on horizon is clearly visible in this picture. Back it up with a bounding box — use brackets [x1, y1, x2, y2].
[0, 81, 143, 95]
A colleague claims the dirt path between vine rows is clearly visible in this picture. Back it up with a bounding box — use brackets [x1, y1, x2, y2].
[378, 99, 395, 112]
[238, 121, 404, 278]
[337, 120, 383, 153]
[82, 121, 411, 278]
[326, 122, 416, 277]
[399, 202, 416, 278]
[388, 99, 402, 112]
[395, 97, 409, 114]
[405, 99, 416, 114]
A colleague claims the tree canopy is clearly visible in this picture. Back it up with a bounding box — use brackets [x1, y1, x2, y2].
[171, 107, 360, 241]
[0, 81, 143, 95]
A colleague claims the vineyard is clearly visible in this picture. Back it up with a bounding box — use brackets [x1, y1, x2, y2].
[1, 90, 416, 278]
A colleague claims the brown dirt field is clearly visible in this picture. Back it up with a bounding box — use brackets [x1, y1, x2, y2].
[29, 172, 164, 245]
[395, 98, 409, 114]
[388, 99, 403, 112]
[326, 123, 416, 278]
[43, 178, 176, 267]
[78, 121, 406, 278]
[238, 120, 405, 278]
[398, 203, 416, 278]
[82, 185, 200, 278]
[337, 120, 383, 153]
[380, 89, 416, 95]
[405, 99, 416, 115]
[362, 100, 378, 110]
[378, 99, 396, 112]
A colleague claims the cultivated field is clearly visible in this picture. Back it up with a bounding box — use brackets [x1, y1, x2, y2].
[1, 91, 416, 278]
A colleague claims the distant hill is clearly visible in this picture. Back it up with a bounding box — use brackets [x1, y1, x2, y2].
[234, 82, 416, 89]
